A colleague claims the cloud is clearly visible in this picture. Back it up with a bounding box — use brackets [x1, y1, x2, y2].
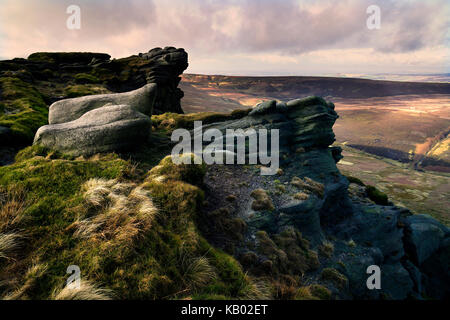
[0, 0, 157, 57]
[0, 0, 448, 74]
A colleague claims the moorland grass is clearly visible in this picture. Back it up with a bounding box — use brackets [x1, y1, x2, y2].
[0, 148, 257, 299]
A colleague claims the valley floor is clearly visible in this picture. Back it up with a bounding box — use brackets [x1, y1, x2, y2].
[336, 144, 450, 225]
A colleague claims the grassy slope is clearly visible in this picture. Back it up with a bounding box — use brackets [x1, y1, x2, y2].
[0, 111, 270, 300]
[0, 77, 48, 144]
[0, 110, 335, 300]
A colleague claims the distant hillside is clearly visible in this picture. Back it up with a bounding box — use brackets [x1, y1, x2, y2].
[180, 74, 450, 104]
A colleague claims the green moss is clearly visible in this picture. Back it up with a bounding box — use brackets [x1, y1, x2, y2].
[28, 52, 110, 64]
[0, 77, 48, 144]
[0, 156, 129, 201]
[152, 109, 250, 135]
[345, 175, 365, 186]
[41, 69, 54, 79]
[14, 145, 73, 162]
[197, 237, 247, 297]
[64, 84, 110, 98]
[74, 73, 100, 84]
[366, 185, 389, 205]
[146, 154, 206, 187]
[230, 108, 252, 118]
[0, 154, 137, 298]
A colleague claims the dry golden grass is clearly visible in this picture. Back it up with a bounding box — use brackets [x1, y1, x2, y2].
[74, 178, 158, 249]
[52, 280, 113, 300]
[2, 262, 47, 300]
[0, 232, 22, 261]
[0, 185, 28, 233]
[82, 178, 116, 208]
[293, 192, 309, 200]
[291, 176, 325, 198]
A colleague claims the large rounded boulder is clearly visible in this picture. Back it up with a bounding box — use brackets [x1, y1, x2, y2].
[49, 83, 157, 124]
[34, 104, 151, 156]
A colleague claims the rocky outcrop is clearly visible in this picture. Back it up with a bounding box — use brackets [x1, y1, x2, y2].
[198, 96, 449, 300]
[49, 83, 157, 124]
[34, 104, 151, 156]
[138, 47, 188, 114]
[404, 214, 449, 266]
[28, 52, 111, 65]
[139, 47, 189, 84]
[0, 48, 188, 155]
[1, 47, 188, 114]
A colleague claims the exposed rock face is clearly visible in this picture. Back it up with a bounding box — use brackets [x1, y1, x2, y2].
[49, 83, 157, 124]
[138, 47, 188, 114]
[34, 104, 151, 156]
[404, 214, 449, 266]
[139, 47, 189, 84]
[1, 47, 187, 114]
[198, 96, 449, 300]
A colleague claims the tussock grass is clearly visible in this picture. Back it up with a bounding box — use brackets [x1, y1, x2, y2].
[52, 280, 113, 300]
[250, 189, 274, 211]
[74, 179, 158, 248]
[239, 276, 272, 300]
[295, 286, 316, 300]
[0, 232, 22, 261]
[0, 185, 28, 233]
[318, 241, 334, 258]
[82, 178, 116, 208]
[182, 256, 216, 291]
[2, 263, 47, 300]
[291, 176, 325, 198]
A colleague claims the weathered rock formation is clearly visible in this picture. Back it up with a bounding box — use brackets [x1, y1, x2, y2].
[49, 83, 157, 124]
[34, 104, 151, 156]
[0, 47, 188, 156]
[1, 47, 187, 113]
[34, 83, 157, 156]
[138, 47, 188, 114]
[198, 96, 450, 300]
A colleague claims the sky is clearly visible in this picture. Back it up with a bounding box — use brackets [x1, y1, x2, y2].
[0, 0, 448, 75]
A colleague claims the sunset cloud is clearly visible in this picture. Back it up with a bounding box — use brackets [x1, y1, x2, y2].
[0, 0, 448, 74]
